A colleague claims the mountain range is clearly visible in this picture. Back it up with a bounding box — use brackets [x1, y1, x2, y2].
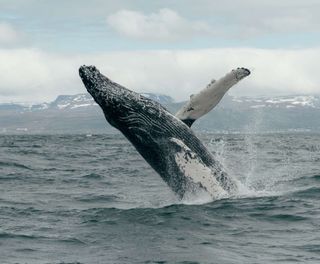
[1, 93, 319, 134]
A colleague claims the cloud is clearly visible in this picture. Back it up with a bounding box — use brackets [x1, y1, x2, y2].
[0, 47, 319, 103]
[107, 8, 212, 41]
[106, 4, 320, 41]
[192, 0, 320, 38]
[0, 22, 21, 45]
[0, 48, 83, 102]
[1, 1, 320, 46]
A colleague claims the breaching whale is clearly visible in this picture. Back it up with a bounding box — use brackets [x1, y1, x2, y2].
[79, 65, 250, 199]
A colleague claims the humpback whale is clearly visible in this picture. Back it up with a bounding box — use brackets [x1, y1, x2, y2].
[79, 66, 250, 199]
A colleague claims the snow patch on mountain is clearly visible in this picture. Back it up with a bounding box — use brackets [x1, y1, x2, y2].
[232, 95, 319, 109]
[1, 93, 319, 113]
[0, 93, 175, 112]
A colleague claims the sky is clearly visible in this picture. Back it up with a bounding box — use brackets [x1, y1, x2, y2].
[0, 0, 319, 103]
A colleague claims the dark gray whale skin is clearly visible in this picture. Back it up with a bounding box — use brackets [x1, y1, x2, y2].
[79, 65, 236, 198]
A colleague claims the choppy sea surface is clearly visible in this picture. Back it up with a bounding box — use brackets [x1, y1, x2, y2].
[0, 133, 320, 264]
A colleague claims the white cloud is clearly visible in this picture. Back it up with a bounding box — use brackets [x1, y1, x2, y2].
[0, 47, 319, 103]
[107, 8, 212, 41]
[0, 22, 21, 45]
[0, 48, 83, 102]
[106, 4, 320, 41]
[193, 1, 320, 33]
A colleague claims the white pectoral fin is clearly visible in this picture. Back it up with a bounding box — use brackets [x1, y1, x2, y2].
[176, 68, 250, 127]
[170, 138, 225, 197]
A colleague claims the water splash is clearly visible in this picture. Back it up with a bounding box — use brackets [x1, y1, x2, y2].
[205, 118, 307, 201]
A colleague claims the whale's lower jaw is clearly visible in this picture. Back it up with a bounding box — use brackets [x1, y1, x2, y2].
[79, 65, 237, 199]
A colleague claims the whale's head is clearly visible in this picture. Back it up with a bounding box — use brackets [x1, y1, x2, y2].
[79, 65, 121, 107]
[79, 65, 148, 130]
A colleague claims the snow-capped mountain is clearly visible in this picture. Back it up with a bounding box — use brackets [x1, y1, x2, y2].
[0, 93, 174, 112]
[2, 94, 318, 113]
[50, 93, 174, 109]
[50, 94, 96, 110]
[1, 93, 320, 133]
[231, 95, 320, 109]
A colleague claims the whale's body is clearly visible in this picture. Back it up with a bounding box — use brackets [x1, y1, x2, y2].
[79, 66, 244, 198]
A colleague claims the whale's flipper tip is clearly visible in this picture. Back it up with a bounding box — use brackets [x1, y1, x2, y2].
[233, 67, 251, 80]
[243, 67, 251, 75]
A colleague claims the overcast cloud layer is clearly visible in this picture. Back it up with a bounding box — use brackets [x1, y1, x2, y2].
[0, 1, 319, 102]
[0, 47, 319, 103]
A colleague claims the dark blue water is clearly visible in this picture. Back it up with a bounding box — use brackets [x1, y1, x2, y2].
[0, 133, 320, 264]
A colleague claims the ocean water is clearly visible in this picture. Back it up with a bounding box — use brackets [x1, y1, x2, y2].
[0, 133, 319, 264]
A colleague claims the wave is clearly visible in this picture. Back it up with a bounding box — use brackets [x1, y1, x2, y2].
[0, 161, 32, 170]
[291, 186, 320, 198]
[0, 232, 42, 240]
[81, 173, 104, 180]
[75, 194, 119, 203]
[0, 232, 86, 247]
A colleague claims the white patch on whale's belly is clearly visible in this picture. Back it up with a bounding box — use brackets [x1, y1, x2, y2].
[170, 138, 227, 198]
